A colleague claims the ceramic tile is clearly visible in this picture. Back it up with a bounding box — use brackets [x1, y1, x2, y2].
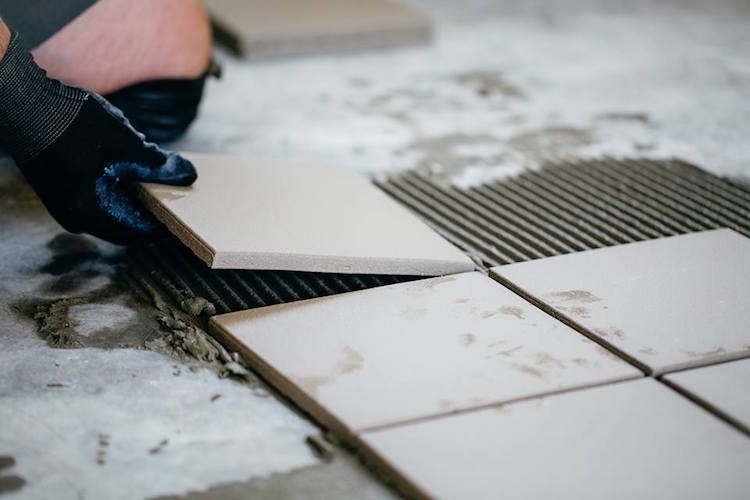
[490, 229, 750, 375]
[664, 359, 750, 432]
[209, 272, 640, 434]
[139, 153, 474, 275]
[360, 379, 750, 500]
[205, 0, 432, 59]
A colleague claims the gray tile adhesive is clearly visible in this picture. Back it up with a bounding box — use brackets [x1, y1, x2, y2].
[126, 157, 750, 315]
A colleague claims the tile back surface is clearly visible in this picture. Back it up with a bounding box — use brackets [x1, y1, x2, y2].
[664, 359, 750, 432]
[491, 229, 750, 374]
[360, 379, 750, 500]
[205, 0, 431, 59]
[210, 272, 640, 432]
[140, 153, 474, 275]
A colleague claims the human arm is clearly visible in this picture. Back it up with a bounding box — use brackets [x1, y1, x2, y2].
[0, 19, 196, 244]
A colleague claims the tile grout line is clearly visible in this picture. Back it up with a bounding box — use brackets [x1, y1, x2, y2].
[355, 375, 643, 436]
[487, 271, 652, 375]
[658, 376, 750, 438]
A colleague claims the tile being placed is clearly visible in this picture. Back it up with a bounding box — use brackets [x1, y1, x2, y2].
[205, 0, 432, 59]
[139, 153, 474, 275]
[491, 229, 750, 375]
[359, 379, 750, 500]
[209, 272, 640, 435]
[664, 358, 750, 433]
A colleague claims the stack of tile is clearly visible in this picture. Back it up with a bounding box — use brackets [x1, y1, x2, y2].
[205, 0, 432, 59]
[143, 155, 750, 498]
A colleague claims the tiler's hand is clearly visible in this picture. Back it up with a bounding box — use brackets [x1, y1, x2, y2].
[0, 30, 196, 245]
[19, 92, 197, 245]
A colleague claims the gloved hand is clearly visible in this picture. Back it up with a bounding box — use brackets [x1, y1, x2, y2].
[0, 30, 197, 245]
[105, 74, 208, 144]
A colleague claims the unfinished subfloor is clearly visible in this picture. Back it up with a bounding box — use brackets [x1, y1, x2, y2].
[2, 1, 750, 498]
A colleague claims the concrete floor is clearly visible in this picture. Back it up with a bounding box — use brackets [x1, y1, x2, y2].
[2, 1, 750, 498]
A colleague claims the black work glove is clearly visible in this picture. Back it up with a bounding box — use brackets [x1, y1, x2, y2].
[0, 31, 197, 245]
[105, 74, 208, 144]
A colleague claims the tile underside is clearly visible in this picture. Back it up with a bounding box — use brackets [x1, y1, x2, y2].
[491, 229, 750, 375]
[140, 153, 474, 275]
[209, 272, 640, 434]
[359, 379, 750, 500]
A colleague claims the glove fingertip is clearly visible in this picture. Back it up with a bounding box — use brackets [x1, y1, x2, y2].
[157, 154, 198, 186]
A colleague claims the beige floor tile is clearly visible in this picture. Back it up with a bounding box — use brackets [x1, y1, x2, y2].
[205, 0, 431, 59]
[209, 272, 640, 434]
[359, 379, 750, 500]
[664, 358, 750, 433]
[140, 153, 474, 275]
[491, 229, 750, 375]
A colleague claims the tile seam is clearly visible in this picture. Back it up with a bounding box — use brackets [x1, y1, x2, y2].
[488, 270, 652, 375]
[658, 377, 750, 437]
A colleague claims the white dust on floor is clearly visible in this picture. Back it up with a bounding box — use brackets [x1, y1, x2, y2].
[0, 207, 319, 500]
[3, 1, 750, 498]
[0, 347, 318, 500]
[175, 0, 750, 185]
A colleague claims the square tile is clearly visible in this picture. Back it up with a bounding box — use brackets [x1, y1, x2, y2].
[664, 359, 750, 433]
[491, 229, 750, 374]
[209, 272, 640, 434]
[205, 0, 432, 59]
[359, 379, 750, 500]
[139, 153, 474, 275]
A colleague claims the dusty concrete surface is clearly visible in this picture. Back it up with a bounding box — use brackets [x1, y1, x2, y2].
[2, 1, 750, 499]
[0, 168, 328, 499]
[176, 0, 750, 185]
[152, 452, 395, 500]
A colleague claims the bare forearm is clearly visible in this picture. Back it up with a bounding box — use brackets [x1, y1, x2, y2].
[32, 0, 211, 94]
[0, 19, 10, 57]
